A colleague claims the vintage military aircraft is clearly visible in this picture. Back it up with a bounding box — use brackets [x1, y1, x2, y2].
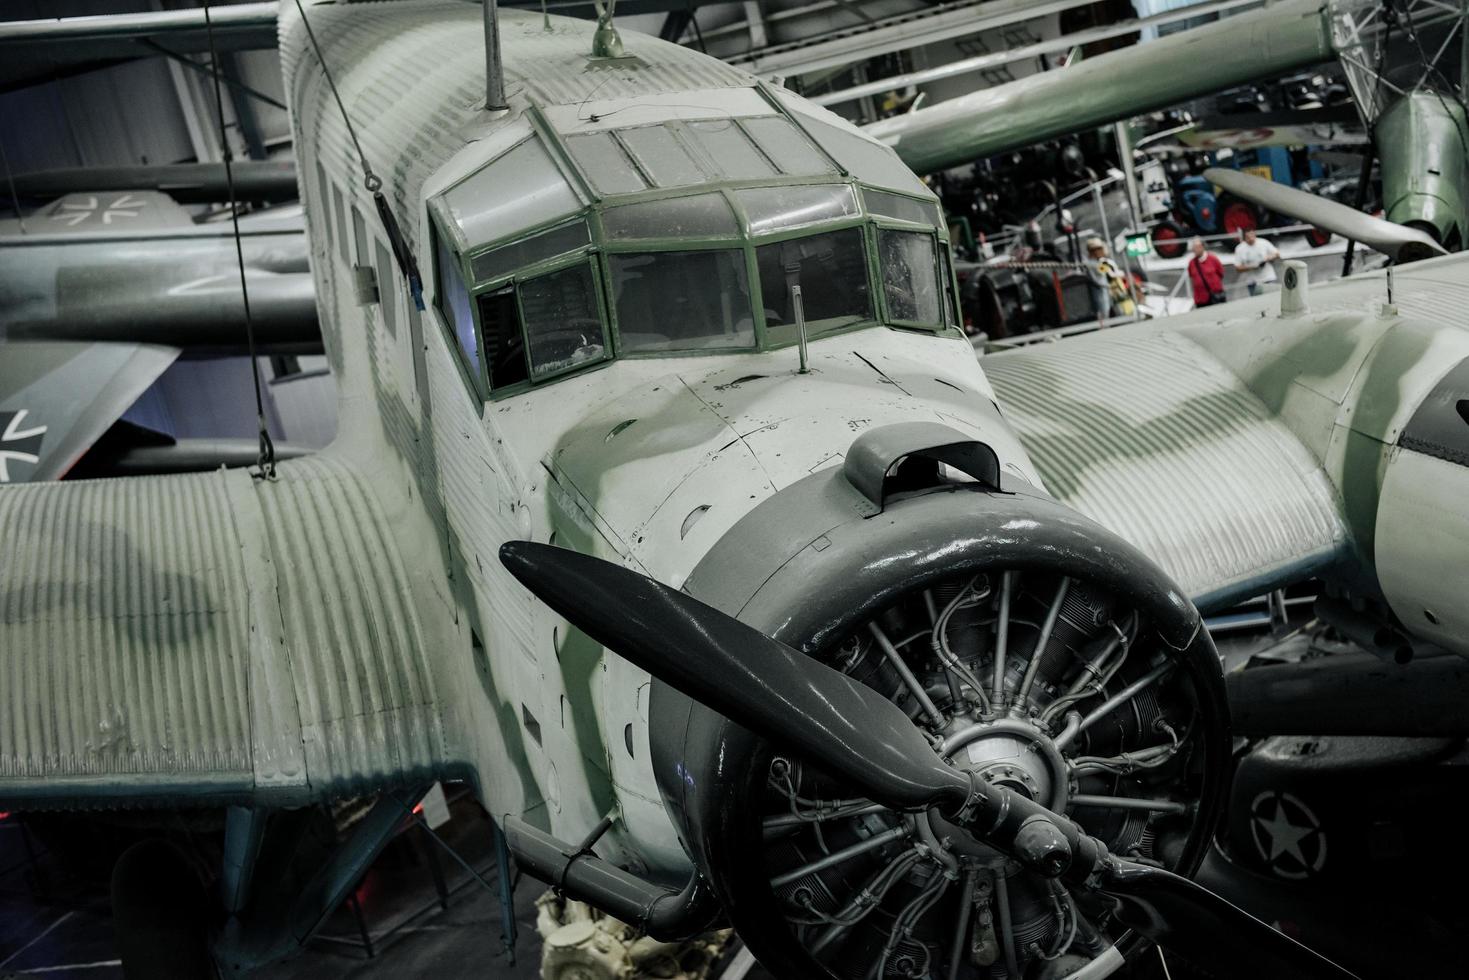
[2, 2, 1468, 978]
[7, 0, 1463, 489]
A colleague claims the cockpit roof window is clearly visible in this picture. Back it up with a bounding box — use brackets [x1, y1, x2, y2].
[564, 132, 649, 196]
[685, 119, 777, 181]
[787, 110, 930, 197]
[441, 134, 582, 251]
[618, 124, 704, 188]
[574, 115, 837, 195]
[741, 116, 837, 176]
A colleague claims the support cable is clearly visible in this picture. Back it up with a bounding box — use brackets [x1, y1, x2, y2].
[291, 0, 425, 309]
[0, 135, 24, 233]
[204, 3, 276, 480]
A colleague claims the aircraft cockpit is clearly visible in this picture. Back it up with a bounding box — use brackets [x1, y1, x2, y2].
[429, 92, 961, 399]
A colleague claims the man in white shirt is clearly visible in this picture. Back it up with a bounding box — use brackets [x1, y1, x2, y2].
[1233, 228, 1281, 296]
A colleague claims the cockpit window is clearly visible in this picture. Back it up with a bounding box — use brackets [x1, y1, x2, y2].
[441, 135, 582, 249]
[878, 229, 942, 325]
[787, 110, 930, 197]
[520, 262, 607, 378]
[611, 249, 755, 353]
[756, 228, 871, 334]
[602, 193, 739, 241]
[741, 116, 837, 176]
[685, 119, 777, 181]
[476, 287, 529, 390]
[435, 228, 481, 387]
[471, 219, 590, 283]
[430, 104, 956, 400]
[618, 125, 704, 188]
[736, 184, 857, 235]
[862, 187, 941, 227]
[940, 248, 959, 329]
[564, 132, 649, 196]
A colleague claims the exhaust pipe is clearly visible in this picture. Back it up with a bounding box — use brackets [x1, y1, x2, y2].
[503, 817, 719, 940]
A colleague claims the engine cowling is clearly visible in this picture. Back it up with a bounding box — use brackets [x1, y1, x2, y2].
[651, 431, 1229, 979]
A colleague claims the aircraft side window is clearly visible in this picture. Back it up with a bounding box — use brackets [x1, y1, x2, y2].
[610, 250, 755, 353]
[877, 229, 943, 326]
[434, 229, 481, 390]
[314, 161, 331, 243]
[375, 239, 398, 338]
[755, 227, 871, 334]
[518, 262, 606, 379]
[476, 288, 530, 389]
[352, 206, 369, 264]
[332, 184, 350, 264]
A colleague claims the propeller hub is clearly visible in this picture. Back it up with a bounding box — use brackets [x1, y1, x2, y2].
[940, 717, 1070, 814]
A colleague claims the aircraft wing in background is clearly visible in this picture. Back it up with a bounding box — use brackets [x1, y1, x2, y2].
[0, 341, 177, 484]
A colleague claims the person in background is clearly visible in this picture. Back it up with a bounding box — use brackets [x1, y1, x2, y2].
[1084, 237, 1112, 319]
[1233, 227, 1281, 296]
[1187, 237, 1227, 307]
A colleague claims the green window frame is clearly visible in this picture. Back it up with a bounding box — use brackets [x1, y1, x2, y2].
[874, 226, 946, 330]
[430, 215, 487, 400]
[427, 132, 962, 396]
[751, 224, 875, 350]
[470, 253, 614, 400]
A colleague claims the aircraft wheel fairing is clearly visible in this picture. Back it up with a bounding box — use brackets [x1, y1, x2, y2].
[654, 478, 1230, 979]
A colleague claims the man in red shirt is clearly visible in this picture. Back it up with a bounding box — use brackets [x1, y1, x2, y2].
[1187, 237, 1227, 307]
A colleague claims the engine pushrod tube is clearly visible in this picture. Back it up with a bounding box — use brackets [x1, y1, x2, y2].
[770, 824, 909, 888]
[1069, 795, 1187, 814]
[1056, 661, 1174, 750]
[946, 867, 979, 980]
[1015, 577, 1070, 705]
[763, 801, 888, 831]
[993, 572, 1015, 703]
[869, 622, 945, 727]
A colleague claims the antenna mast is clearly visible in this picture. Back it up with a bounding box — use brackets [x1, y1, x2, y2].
[484, 0, 508, 111]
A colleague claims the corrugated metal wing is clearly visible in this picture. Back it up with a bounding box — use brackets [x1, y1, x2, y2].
[0, 455, 453, 809]
[984, 328, 1349, 610]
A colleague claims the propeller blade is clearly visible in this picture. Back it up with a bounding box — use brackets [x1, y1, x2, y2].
[1099, 860, 1360, 980]
[501, 542, 1360, 979]
[1204, 167, 1447, 262]
[498, 541, 971, 812]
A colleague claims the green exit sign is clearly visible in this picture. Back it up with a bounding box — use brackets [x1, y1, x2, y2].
[1125, 232, 1152, 257]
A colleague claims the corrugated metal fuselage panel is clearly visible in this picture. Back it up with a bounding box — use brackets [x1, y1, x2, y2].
[278, 3, 757, 257]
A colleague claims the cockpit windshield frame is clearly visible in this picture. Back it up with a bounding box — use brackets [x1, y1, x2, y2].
[428, 95, 963, 401]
